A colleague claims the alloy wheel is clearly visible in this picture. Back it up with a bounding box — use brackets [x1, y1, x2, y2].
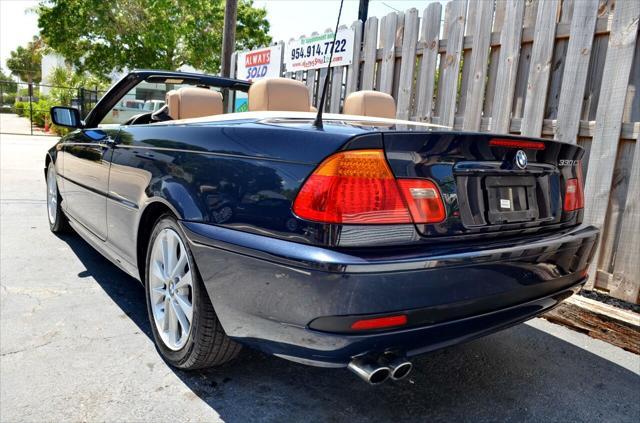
[149, 228, 194, 351]
[47, 165, 57, 224]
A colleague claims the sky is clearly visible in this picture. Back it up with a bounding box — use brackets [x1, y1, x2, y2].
[0, 0, 40, 74]
[0, 0, 441, 75]
[255, 0, 443, 42]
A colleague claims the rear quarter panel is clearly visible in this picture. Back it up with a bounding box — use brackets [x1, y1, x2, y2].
[107, 122, 355, 265]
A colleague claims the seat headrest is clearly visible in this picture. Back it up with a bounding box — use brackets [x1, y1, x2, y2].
[166, 87, 223, 120]
[248, 78, 311, 112]
[343, 91, 396, 119]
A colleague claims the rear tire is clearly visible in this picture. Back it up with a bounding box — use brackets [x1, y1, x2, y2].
[46, 161, 70, 233]
[144, 214, 241, 369]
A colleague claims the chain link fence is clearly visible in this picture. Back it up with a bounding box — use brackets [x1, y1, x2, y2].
[0, 80, 105, 136]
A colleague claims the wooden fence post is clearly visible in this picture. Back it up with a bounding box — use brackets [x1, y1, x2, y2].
[361, 17, 378, 91]
[461, 0, 493, 130]
[520, 0, 559, 137]
[378, 12, 399, 94]
[555, 0, 599, 144]
[490, 0, 525, 134]
[345, 19, 363, 97]
[414, 2, 442, 122]
[396, 8, 419, 120]
[438, 0, 467, 128]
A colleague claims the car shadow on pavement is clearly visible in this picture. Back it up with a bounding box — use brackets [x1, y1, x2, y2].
[60, 233, 640, 423]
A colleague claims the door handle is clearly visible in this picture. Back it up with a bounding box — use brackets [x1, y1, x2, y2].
[98, 136, 116, 148]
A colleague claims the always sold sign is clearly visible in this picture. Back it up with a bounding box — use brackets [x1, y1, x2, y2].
[284, 29, 355, 72]
[237, 45, 283, 81]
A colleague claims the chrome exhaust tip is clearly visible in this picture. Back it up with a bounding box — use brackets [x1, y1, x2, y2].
[348, 357, 391, 385]
[380, 353, 413, 381]
[389, 360, 413, 380]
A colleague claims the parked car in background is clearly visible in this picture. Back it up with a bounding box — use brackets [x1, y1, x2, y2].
[143, 99, 165, 112]
[100, 98, 145, 124]
[46, 70, 599, 384]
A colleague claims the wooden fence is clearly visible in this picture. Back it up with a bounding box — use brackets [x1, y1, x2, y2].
[232, 0, 640, 304]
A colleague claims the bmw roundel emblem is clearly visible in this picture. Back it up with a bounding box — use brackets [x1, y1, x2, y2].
[515, 150, 528, 169]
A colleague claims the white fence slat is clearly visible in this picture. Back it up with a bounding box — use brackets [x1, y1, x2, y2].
[461, 0, 494, 130]
[329, 65, 344, 113]
[392, 11, 405, 100]
[483, 0, 507, 117]
[318, 66, 329, 111]
[512, 0, 539, 119]
[396, 8, 419, 120]
[361, 17, 378, 91]
[491, 0, 526, 133]
[543, 0, 574, 119]
[583, 0, 640, 288]
[345, 19, 363, 96]
[438, 0, 467, 127]
[378, 12, 399, 94]
[328, 25, 348, 113]
[555, 0, 599, 144]
[415, 3, 443, 122]
[434, 1, 453, 118]
[520, 0, 560, 137]
[457, 0, 477, 116]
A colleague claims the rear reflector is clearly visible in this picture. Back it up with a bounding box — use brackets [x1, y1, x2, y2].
[350, 315, 407, 330]
[293, 150, 446, 225]
[396, 179, 446, 223]
[489, 138, 545, 150]
[564, 162, 584, 212]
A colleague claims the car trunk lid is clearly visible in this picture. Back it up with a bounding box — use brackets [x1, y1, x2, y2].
[382, 131, 584, 238]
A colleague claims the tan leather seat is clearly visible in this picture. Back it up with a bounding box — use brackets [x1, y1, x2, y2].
[166, 87, 223, 120]
[248, 78, 311, 112]
[343, 90, 396, 119]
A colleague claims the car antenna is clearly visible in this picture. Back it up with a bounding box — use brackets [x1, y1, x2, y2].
[313, 0, 345, 129]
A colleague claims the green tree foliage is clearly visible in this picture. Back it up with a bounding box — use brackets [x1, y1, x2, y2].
[37, 0, 271, 77]
[46, 66, 110, 106]
[6, 36, 43, 84]
[0, 70, 18, 93]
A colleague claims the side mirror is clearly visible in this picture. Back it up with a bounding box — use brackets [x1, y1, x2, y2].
[50, 106, 83, 129]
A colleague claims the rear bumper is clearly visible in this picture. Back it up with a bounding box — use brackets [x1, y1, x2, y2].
[182, 222, 599, 367]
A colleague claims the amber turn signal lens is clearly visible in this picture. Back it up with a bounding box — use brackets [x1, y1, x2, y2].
[293, 150, 412, 224]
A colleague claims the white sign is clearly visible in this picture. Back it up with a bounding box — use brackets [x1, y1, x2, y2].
[284, 29, 355, 72]
[236, 45, 283, 81]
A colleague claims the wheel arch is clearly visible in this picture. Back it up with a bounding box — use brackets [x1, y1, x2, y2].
[44, 153, 53, 178]
[136, 199, 182, 283]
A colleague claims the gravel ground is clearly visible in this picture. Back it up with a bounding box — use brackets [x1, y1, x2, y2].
[1, 134, 639, 422]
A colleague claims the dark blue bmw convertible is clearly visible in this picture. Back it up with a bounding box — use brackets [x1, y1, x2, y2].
[46, 70, 599, 384]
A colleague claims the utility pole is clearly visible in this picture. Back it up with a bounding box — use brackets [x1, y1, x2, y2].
[221, 0, 238, 78]
[358, 0, 369, 22]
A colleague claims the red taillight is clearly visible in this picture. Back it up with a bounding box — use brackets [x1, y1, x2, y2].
[350, 314, 407, 330]
[293, 150, 446, 224]
[396, 179, 446, 223]
[563, 162, 584, 211]
[489, 138, 545, 150]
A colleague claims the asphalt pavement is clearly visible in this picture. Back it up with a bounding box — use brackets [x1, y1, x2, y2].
[1, 133, 639, 422]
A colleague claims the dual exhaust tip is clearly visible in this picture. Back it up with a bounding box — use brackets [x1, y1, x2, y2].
[348, 353, 413, 385]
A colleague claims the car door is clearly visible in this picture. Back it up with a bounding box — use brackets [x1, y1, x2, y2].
[62, 128, 119, 240]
